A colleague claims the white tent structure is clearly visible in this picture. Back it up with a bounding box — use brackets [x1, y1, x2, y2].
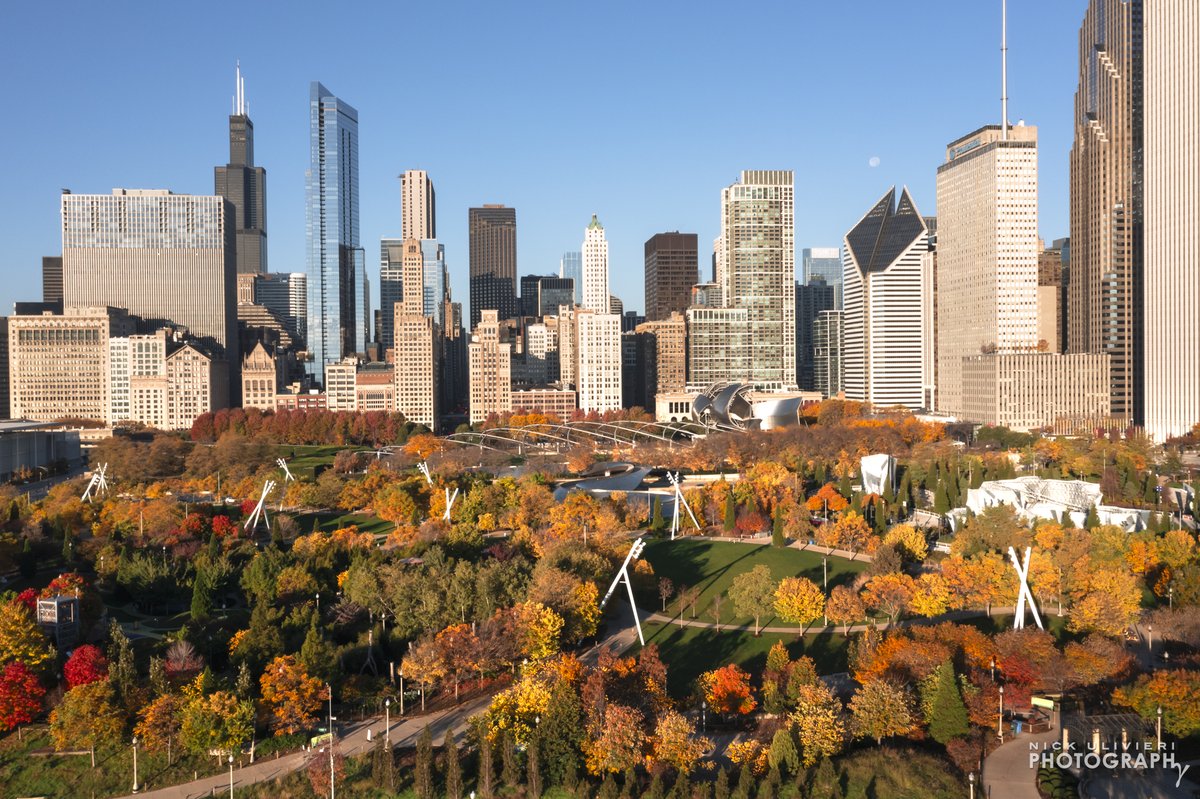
[860, 454, 896, 495]
[948, 476, 1150, 532]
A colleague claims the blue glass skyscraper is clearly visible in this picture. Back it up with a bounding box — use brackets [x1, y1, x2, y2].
[559, 251, 583, 306]
[306, 82, 366, 380]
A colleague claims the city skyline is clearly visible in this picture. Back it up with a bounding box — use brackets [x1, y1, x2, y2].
[0, 1, 1086, 323]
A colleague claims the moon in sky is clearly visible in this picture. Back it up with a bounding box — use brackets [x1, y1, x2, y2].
[868, 156, 881, 168]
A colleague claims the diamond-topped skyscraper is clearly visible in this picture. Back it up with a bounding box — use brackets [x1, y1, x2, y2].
[305, 82, 367, 380]
[214, 64, 267, 275]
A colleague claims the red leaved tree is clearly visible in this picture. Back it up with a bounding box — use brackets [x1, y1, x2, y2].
[64, 645, 108, 688]
[0, 661, 45, 735]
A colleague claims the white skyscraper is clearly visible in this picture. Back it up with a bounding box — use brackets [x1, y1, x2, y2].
[935, 124, 1041, 416]
[1144, 2, 1200, 441]
[581, 215, 609, 313]
[574, 309, 623, 413]
[842, 188, 934, 410]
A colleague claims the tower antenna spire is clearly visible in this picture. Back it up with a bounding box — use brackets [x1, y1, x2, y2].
[1001, 0, 1008, 140]
[235, 60, 245, 116]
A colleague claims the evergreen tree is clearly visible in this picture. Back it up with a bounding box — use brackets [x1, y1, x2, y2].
[541, 681, 582, 785]
[526, 735, 542, 798]
[1061, 510, 1075, 528]
[18, 538, 35, 578]
[805, 758, 841, 798]
[598, 774, 619, 799]
[149, 657, 169, 697]
[475, 720, 495, 798]
[815, 462, 827, 485]
[1144, 474, 1158, 505]
[768, 727, 799, 776]
[671, 773, 692, 799]
[933, 481, 950, 514]
[651, 497, 665, 532]
[190, 568, 213, 622]
[300, 621, 338, 684]
[415, 726, 434, 799]
[501, 730, 519, 788]
[105, 619, 137, 705]
[714, 768, 730, 799]
[838, 474, 852, 498]
[371, 735, 396, 792]
[772, 508, 786, 548]
[1084, 506, 1100, 531]
[62, 532, 73, 564]
[758, 769, 779, 799]
[925, 662, 970, 744]
[621, 767, 638, 799]
[731, 766, 752, 799]
[724, 495, 737, 533]
[206, 534, 220, 561]
[443, 733, 463, 799]
[645, 773, 665, 799]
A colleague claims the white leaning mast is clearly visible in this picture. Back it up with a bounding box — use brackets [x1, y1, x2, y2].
[277, 458, 295, 483]
[667, 472, 701, 541]
[1008, 545, 1043, 630]
[599, 537, 647, 646]
[81, 463, 109, 503]
[244, 479, 276, 535]
[417, 461, 459, 522]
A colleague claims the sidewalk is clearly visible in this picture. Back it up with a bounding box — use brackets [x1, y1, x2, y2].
[982, 724, 1060, 799]
[645, 606, 1018, 636]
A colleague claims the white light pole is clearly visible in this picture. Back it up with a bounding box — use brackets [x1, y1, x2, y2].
[316, 592, 320, 614]
[998, 685, 1005, 744]
[384, 699, 391, 749]
[969, 772, 975, 799]
[1148, 624, 1153, 652]
[1157, 705, 1163, 750]
[131, 736, 139, 794]
[823, 556, 829, 626]
[701, 700, 706, 733]
[228, 754, 234, 798]
[1169, 586, 1174, 610]
[399, 667, 405, 716]
[327, 684, 336, 799]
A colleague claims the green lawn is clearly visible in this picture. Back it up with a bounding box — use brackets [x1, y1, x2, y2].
[639, 538, 868, 629]
[276, 444, 345, 480]
[638, 619, 852, 697]
[296, 511, 394, 538]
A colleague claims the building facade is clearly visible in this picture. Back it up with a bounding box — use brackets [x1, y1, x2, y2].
[1068, 0, 1142, 423]
[394, 315, 438, 429]
[635, 313, 686, 409]
[685, 307, 750, 392]
[469, 205, 518, 329]
[468, 310, 513, 424]
[802, 247, 843, 306]
[401, 170, 436, 241]
[935, 125, 1040, 417]
[842, 187, 935, 410]
[305, 82, 367, 380]
[242, 341, 283, 410]
[520, 275, 574, 320]
[574, 310, 622, 413]
[795, 278, 836, 392]
[214, 64, 268, 275]
[559, 252, 583, 305]
[720, 170, 796, 390]
[960, 352, 1111, 432]
[42, 257, 63, 305]
[644, 232, 698, 322]
[581, 216, 610, 313]
[254, 272, 306, 343]
[1143, 1, 1195, 441]
[511, 388, 576, 419]
[812, 310, 844, 399]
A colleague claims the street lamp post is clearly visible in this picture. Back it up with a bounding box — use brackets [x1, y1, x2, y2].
[1148, 624, 1153, 652]
[327, 683, 337, 799]
[969, 772, 975, 799]
[399, 667, 405, 716]
[316, 592, 321, 614]
[1169, 587, 1174, 610]
[1157, 705, 1163, 750]
[385, 699, 391, 749]
[228, 754, 234, 798]
[998, 686, 1005, 744]
[701, 701, 706, 733]
[823, 556, 829, 626]
[131, 736, 139, 794]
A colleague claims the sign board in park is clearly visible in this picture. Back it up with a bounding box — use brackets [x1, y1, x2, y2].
[1031, 696, 1055, 710]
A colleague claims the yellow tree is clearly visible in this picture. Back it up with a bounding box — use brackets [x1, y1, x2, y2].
[402, 637, 445, 712]
[584, 704, 645, 776]
[0, 600, 55, 670]
[908, 573, 951, 618]
[135, 693, 183, 764]
[259, 655, 325, 736]
[883, 524, 928, 562]
[790, 682, 844, 766]
[965, 552, 1015, 616]
[514, 602, 565, 660]
[1068, 569, 1142, 637]
[180, 689, 255, 763]
[818, 511, 872, 553]
[50, 680, 124, 768]
[774, 577, 825, 629]
[648, 709, 712, 776]
[848, 679, 916, 745]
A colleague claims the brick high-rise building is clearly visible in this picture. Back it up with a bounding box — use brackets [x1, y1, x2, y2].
[644, 232, 698, 321]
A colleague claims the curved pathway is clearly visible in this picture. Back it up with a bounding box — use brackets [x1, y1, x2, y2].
[644, 606, 1018, 636]
[982, 723, 1061, 799]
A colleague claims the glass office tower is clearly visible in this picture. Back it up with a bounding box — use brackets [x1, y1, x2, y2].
[306, 82, 366, 380]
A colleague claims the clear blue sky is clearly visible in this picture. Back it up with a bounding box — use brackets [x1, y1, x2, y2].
[0, 0, 1087, 322]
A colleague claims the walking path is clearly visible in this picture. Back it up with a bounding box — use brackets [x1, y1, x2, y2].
[644, 606, 1018, 636]
[982, 724, 1061, 799]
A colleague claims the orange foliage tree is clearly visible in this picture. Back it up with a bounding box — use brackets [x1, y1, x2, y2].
[259, 655, 325, 736]
[699, 664, 757, 716]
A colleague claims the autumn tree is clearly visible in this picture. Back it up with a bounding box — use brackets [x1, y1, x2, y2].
[1068, 568, 1142, 637]
[135, 693, 183, 764]
[729, 565, 777, 635]
[64, 644, 108, 688]
[773, 577, 824, 629]
[584, 704, 646, 776]
[1112, 670, 1200, 737]
[260, 655, 325, 735]
[908, 573, 952, 618]
[180, 688, 255, 762]
[0, 661, 45, 735]
[699, 664, 757, 716]
[648, 709, 712, 776]
[0, 599, 54, 671]
[883, 524, 928, 562]
[818, 510, 872, 553]
[50, 680, 124, 767]
[807, 483, 849, 518]
[862, 573, 916, 624]
[402, 637, 445, 712]
[790, 682, 844, 766]
[825, 585, 865, 633]
[435, 623, 482, 701]
[849, 679, 916, 745]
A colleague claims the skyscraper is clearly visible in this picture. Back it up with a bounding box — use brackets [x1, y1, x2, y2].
[401, 170, 436, 241]
[469, 205, 518, 329]
[468, 310, 513, 424]
[575, 309, 622, 413]
[644, 232, 698, 321]
[935, 124, 1040, 416]
[520, 275, 574, 319]
[559, 252, 583, 305]
[719, 170, 796, 390]
[812, 310, 844, 399]
[214, 64, 268, 275]
[254, 272, 306, 343]
[61, 189, 238, 403]
[305, 82, 366, 380]
[1144, 1, 1198, 441]
[802, 248, 843, 306]
[1068, 0, 1142, 424]
[842, 187, 934, 410]
[581, 215, 609, 313]
[795, 278, 835, 391]
[379, 238, 404, 349]
[42, 257, 62, 305]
